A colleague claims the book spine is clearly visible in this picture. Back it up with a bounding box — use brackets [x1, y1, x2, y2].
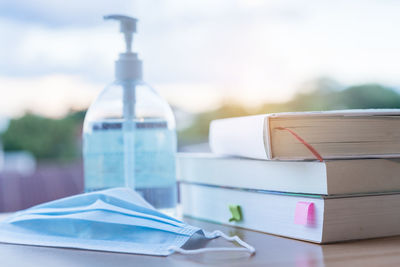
[263, 115, 273, 159]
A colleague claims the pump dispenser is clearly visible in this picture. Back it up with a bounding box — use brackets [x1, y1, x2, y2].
[104, 15, 142, 80]
[83, 15, 177, 213]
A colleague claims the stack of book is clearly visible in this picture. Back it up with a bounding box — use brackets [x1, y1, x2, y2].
[178, 110, 400, 243]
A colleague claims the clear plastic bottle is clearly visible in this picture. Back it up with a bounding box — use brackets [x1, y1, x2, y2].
[83, 15, 177, 212]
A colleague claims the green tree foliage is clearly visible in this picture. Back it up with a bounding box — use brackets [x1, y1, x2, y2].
[339, 84, 400, 109]
[1, 111, 85, 161]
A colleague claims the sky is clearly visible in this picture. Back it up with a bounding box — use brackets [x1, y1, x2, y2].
[1, 0, 400, 118]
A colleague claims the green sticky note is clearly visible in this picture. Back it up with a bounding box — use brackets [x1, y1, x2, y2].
[229, 205, 242, 222]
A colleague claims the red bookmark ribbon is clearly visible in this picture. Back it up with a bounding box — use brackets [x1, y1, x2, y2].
[275, 127, 324, 162]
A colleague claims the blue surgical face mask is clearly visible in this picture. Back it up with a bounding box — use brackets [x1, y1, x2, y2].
[0, 188, 254, 256]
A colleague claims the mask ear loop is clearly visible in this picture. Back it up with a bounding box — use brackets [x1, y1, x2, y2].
[167, 230, 255, 255]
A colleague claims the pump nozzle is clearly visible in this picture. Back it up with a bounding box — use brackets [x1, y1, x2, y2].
[104, 15, 137, 53]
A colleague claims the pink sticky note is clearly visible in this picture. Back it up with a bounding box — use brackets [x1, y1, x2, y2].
[294, 201, 315, 226]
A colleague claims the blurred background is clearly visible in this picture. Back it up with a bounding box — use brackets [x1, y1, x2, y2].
[1, 0, 400, 211]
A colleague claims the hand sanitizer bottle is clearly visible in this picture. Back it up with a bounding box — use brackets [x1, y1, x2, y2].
[83, 15, 177, 213]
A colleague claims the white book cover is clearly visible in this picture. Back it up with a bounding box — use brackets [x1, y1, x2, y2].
[180, 183, 400, 243]
[177, 153, 400, 195]
[209, 109, 400, 160]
